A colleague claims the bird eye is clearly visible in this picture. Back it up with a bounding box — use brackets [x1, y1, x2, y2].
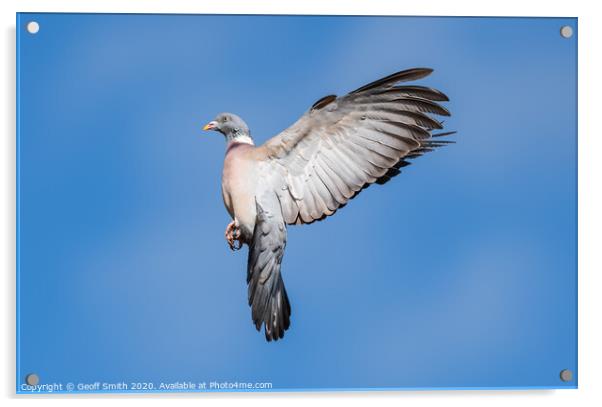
[222, 116, 228, 123]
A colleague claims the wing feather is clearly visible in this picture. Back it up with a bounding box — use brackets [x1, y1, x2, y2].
[258, 67, 453, 225]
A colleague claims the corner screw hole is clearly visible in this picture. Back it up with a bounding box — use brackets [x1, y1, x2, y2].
[25, 373, 39, 386]
[26, 21, 40, 34]
[560, 26, 573, 39]
[560, 369, 573, 382]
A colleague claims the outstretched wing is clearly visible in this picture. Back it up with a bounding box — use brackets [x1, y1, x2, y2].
[246, 195, 291, 341]
[255, 68, 454, 225]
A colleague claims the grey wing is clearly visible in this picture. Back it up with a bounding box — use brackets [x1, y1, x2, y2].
[257, 67, 454, 225]
[246, 193, 291, 341]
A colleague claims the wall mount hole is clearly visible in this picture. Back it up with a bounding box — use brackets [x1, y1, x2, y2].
[26, 21, 40, 34]
[559, 369, 573, 382]
[560, 25, 573, 38]
[25, 373, 39, 386]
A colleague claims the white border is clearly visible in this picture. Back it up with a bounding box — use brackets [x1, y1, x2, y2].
[2, 1, 600, 406]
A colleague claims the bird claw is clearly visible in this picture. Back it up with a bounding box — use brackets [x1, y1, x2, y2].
[225, 220, 242, 251]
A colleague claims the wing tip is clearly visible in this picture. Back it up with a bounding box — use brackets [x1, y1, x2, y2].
[311, 94, 337, 111]
[350, 67, 435, 94]
[431, 130, 457, 138]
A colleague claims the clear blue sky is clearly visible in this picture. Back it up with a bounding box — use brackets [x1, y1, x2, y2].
[17, 14, 577, 392]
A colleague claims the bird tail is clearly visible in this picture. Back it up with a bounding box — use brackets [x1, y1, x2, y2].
[246, 199, 291, 341]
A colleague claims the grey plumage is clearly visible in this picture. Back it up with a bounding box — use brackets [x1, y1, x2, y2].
[247, 196, 290, 341]
[203, 67, 454, 341]
[261, 67, 454, 226]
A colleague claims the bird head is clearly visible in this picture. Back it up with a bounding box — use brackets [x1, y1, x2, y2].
[203, 113, 252, 144]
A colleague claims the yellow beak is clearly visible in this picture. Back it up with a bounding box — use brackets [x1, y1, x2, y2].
[203, 121, 217, 131]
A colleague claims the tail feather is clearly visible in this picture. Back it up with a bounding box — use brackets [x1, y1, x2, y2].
[247, 200, 291, 341]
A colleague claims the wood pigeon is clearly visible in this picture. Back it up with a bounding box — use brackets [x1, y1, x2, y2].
[202, 68, 454, 341]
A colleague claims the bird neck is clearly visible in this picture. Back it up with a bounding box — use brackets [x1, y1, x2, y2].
[226, 133, 254, 146]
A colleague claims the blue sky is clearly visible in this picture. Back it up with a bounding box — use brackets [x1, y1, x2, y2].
[17, 14, 577, 391]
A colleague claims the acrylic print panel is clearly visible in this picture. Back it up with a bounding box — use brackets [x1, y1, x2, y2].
[16, 13, 577, 393]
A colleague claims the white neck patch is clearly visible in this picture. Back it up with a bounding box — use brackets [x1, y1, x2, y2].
[233, 135, 254, 145]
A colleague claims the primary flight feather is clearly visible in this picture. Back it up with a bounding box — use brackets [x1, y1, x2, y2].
[202, 68, 454, 341]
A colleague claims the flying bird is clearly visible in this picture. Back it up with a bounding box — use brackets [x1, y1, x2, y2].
[202, 68, 453, 341]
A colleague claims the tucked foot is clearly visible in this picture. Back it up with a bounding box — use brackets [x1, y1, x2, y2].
[224, 219, 242, 251]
